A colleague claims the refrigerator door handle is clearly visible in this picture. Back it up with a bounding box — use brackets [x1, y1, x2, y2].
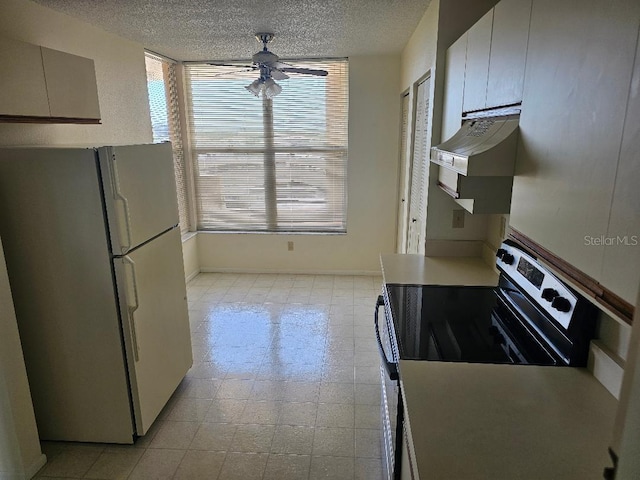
[123, 255, 140, 361]
[110, 154, 133, 253]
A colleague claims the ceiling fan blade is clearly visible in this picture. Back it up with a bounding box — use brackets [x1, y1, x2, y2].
[270, 69, 289, 80]
[278, 67, 328, 76]
[207, 68, 255, 78]
[207, 62, 254, 69]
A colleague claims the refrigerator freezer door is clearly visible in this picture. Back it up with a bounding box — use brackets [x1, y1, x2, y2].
[0, 147, 135, 443]
[99, 143, 179, 255]
[114, 227, 192, 435]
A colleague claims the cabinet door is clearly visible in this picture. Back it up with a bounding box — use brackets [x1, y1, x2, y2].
[509, 0, 639, 281]
[441, 33, 467, 142]
[41, 47, 101, 119]
[486, 0, 532, 107]
[462, 10, 493, 113]
[0, 36, 50, 117]
[601, 30, 640, 305]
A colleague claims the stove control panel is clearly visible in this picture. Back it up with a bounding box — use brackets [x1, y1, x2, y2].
[496, 241, 576, 330]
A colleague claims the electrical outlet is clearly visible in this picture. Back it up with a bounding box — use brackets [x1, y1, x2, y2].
[287, 241, 294, 251]
[452, 209, 465, 228]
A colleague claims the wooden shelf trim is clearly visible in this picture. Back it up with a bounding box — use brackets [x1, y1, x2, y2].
[510, 229, 634, 325]
[0, 115, 101, 124]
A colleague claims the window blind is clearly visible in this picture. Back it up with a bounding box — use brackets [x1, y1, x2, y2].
[184, 59, 348, 232]
[144, 53, 190, 234]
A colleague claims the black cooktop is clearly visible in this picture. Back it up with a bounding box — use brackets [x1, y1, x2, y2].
[384, 284, 509, 363]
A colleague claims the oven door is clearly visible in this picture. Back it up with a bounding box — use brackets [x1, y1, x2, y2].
[492, 289, 565, 366]
[375, 294, 403, 480]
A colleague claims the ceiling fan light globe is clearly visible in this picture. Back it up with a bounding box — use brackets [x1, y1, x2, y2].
[263, 79, 282, 99]
[245, 79, 263, 96]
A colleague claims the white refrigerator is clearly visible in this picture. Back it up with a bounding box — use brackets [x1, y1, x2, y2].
[0, 143, 192, 444]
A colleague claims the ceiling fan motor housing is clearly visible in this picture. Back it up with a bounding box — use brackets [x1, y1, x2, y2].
[253, 50, 279, 66]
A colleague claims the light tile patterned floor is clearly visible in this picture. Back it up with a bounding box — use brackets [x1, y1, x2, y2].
[35, 273, 385, 480]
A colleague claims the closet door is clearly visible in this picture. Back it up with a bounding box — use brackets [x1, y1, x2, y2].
[396, 92, 411, 253]
[406, 74, 431, 255]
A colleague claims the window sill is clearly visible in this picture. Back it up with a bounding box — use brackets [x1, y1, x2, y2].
[181, 231, 198, 243]
[195, 230, 347, 236]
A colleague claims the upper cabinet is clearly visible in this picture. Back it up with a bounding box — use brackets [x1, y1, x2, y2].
[486, 0, 532, 108]
[0, 36, 50, 118]
[461, 0, 532, 113]
[441, 33, 468, 142]
[41, 47, 101, 121]
[0, 36, 101, 123]
[462, 11, 493, 112]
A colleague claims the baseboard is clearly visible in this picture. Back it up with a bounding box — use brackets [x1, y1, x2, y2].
[185, 269, 201, 283]
[27, 454, 47, 480]
[589, 340, 625, 399]
[0, 453, 47, 480]
[198, 267, 381, 276]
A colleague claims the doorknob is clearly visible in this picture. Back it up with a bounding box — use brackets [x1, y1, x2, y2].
[412, 218, 417, 223]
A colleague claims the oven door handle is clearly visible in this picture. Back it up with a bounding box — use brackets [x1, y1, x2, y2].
[375, 295, 399, 381]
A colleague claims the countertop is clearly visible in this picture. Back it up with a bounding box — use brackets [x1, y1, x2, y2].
[399, 360, 617, 480]
[380, 254, 498, 287]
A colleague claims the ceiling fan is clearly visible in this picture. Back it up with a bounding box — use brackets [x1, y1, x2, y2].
[209, 33, 328, 99]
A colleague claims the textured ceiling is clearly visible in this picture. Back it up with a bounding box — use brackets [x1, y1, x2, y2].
[33, 0, 433, 61]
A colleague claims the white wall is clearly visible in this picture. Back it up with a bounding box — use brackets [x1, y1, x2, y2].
[182, 234, 199, 282]
[400, 1, 439, 92]
[0, 1, 153, 477]
[197, 54, 401, 275]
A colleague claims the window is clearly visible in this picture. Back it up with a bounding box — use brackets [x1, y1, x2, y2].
[184, 59, 348, 233]
[144, 52, 190, 234]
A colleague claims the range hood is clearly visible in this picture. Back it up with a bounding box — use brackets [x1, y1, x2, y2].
[430, 114, 519, 177]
